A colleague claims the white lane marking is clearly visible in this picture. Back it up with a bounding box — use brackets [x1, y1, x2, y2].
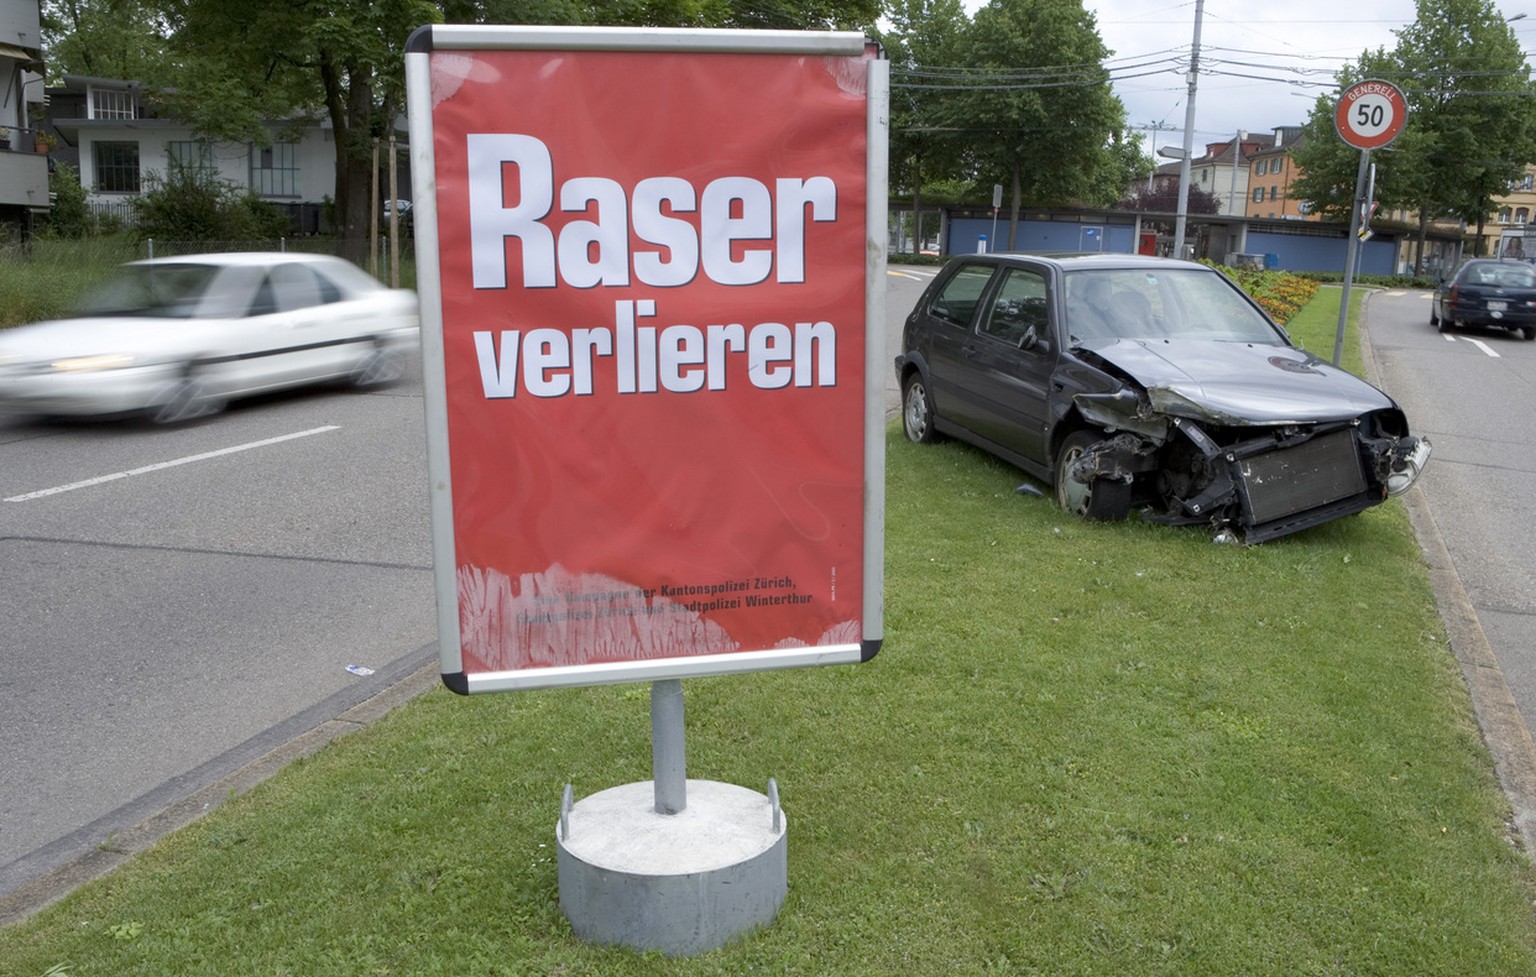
[1442, 334, 1503, 358]
[4, 425, 342, 502]
[1464, 337, 1502, 358]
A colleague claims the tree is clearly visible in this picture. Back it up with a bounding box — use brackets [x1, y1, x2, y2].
[881, 0, 971, 251]
[1393, 0, 1536, 267]
[136, 0, 882, 262]
[946, 0, 1124, 247]
[1289, 0, 1536, 271]
[1114, 179, 1221, 215]
[40, 0, 167, 82]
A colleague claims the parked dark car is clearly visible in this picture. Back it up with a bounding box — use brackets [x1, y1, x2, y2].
[895, 253, 1431, 543]
[1431, 258, 1536, 340]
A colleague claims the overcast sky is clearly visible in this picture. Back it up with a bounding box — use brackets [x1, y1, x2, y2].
[964, 0, 1536, 151]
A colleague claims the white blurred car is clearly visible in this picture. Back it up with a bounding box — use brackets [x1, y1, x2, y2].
[0, 252, 419, 423]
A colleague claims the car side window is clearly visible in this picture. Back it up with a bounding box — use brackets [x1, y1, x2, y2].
[979, 268, 1048, 347]
[928, 264, 995, 327]
[269, 264, 329, 313]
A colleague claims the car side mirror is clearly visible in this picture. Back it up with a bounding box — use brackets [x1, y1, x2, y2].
[1017, 325, 1040, 351]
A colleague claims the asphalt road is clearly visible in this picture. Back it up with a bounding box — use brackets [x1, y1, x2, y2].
[0, 370, 439, 900]
[1361, 287, 1536, 725]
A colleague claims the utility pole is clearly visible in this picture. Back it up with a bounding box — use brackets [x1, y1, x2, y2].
[1136, 121, 1178, 196]
[1173, 0, 1203, 260]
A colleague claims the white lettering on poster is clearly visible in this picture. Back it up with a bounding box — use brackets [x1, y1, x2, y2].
[473, 300, 836, 398]
[466, 134, 837, 290]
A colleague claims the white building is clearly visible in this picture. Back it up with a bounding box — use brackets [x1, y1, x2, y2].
[0, 0, 47, 242]
[48, 74, 351, 233]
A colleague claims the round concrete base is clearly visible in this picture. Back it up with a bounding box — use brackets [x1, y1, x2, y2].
[556, 779, 787, 956]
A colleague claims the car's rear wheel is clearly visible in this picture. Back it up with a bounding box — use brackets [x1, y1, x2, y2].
[1054, 430, 1132, 522]
[902, 372, 939, 444]
[1522, 326, 1536, 341]
[352, 341, 405, 387]
[1429, 303, 1440, 328]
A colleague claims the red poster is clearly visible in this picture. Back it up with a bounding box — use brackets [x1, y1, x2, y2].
[411, 30, 883, 690]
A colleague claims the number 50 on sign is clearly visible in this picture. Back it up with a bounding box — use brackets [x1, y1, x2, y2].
[1334, 79, 1408, 151]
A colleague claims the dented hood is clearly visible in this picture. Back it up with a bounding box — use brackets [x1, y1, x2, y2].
[1086, 339, 1397, 425]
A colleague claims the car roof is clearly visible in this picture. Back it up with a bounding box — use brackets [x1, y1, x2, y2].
[125, 252, 346, 268]
[944, 252, 1210, 273]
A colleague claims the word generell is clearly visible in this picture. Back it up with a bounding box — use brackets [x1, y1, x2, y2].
[466, 133, 838, 290]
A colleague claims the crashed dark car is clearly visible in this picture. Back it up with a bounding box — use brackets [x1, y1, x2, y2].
[1430, 258, 1536, 340]
[895, 253, 1431, 543]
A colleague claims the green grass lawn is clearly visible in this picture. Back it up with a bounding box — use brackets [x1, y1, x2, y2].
[3, 286, 1534, 976]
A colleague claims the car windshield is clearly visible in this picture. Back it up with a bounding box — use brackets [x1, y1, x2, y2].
[1063, 268, 1284, 345]
[73, 263, 227, 319]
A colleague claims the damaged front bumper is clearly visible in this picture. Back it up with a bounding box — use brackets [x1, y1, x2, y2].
[1071, 390, 1431, 543]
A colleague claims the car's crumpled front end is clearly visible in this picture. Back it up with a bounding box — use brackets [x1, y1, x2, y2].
[1067, 339, 1431, 543]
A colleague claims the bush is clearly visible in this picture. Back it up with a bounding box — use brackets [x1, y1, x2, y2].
[1206, 261, 1320, 324]
[39, 162, 92, 239]
[130, 162, 291, 243]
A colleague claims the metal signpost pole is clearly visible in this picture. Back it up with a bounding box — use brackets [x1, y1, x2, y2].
[1330, 78, 1407, 365]
[1335, 150, 1371, 366]
[651, 679, 686, 815]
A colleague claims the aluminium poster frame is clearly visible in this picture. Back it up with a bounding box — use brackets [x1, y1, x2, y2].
[405, 25, 887, 694]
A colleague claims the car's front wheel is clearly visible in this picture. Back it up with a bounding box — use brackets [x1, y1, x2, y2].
[1054, 430, 1132, 522]
[1522, 325, 1536, 341]
[150, 368, 226, 424]
[902, 371, 939, 444]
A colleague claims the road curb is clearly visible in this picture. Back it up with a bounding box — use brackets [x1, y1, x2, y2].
[0, 661, 442, 929]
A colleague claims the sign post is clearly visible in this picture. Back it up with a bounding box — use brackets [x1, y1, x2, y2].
[405, 24, 886, 956]
[1332, 79, 1407, 365]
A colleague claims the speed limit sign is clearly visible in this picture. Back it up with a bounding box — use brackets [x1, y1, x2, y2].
[1334, 79, 1407, 150]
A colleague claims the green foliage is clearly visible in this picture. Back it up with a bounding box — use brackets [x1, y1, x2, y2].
[0, 237, 139, 328]
[959, 0, 1124, 216]
[39, 0, 167, 83]
[1204, 262, 1320, 324]
[39, 162, 93, 239]
[128, 163, 290, 244]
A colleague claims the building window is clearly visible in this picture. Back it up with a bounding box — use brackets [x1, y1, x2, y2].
[1524, 173, 1534, 190]
[90, 87, 135, 120]
[1252, 187, 1265, 203]
[167, 141, 216, 183]
[249, 142, 299, 196]
[1498, 209, 1512, 224]
[93, 140, 141, 193]
[1269, 186, 1279, 201]
[1254, 159, 1266, 176]
[1518, 208, 1529, 225]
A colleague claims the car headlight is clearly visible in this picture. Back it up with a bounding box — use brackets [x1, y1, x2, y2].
[50, 353, 138, 373]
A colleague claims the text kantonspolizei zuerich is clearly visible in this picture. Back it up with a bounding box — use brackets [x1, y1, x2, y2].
[465, 133, 843, 399]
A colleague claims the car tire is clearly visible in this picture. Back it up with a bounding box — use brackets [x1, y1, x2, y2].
[902, 371, 940, 444]
[1054, 430, 1132, 522]
[352, 341, 406, 387]
[1429, 303, 1440, 328]
[1523, 326, 1536, 341]
[150, 368, 226, 425]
